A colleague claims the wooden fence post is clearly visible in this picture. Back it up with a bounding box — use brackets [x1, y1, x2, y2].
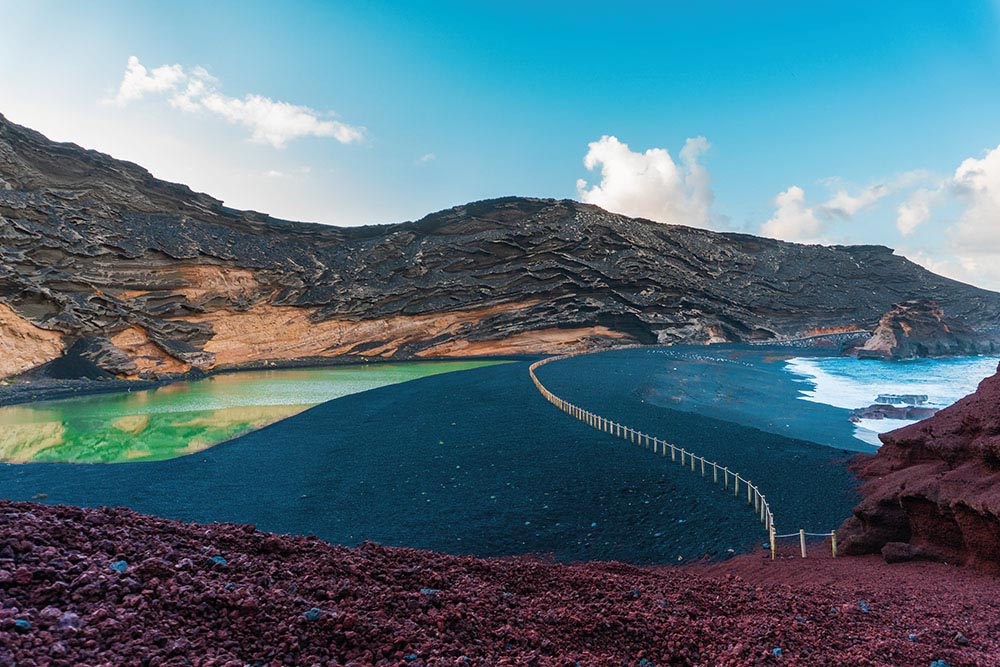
[724, 467, 729, 489]
[713, 462, 718, 483]
[831, 531, 837, 558]
[799, 529, 806, 558]
[770, 526, 776, 560]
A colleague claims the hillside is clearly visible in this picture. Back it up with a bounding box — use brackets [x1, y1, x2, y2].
[2, 113, 999, 380]
[3, 500, 998, 666]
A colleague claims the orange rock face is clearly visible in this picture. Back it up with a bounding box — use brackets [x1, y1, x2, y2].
[0, 303, 63, 377]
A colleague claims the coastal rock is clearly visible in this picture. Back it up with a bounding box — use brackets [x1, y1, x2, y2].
[838, 364, 1000, 572]
[857, 300, 998, 360]
[2, 113, 1000, 383]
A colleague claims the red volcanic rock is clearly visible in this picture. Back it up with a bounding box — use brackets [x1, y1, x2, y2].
[857, 300, 997, 360]
[2, 501, 999, 665]
[839, 363, 1000, 571]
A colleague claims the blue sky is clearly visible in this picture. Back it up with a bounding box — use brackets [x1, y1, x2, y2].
[2, 1, 1000, 287]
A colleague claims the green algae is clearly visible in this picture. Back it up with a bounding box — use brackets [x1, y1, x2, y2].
[0, 361, 508, 464]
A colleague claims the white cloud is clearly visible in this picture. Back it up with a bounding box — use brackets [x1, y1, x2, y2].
[896, 188, 941, 235]
[108, 56, 365, 148]
[111, 56, 185, 106]
[576, 135, 714, 227]
[950, 144, 1000, 248]
[821, 183, 889, 218]
[889, 145, 1000, 290]
[416, 152, 436, 165]
[760, 186, 824, 243]
[760, 183, 884, 243]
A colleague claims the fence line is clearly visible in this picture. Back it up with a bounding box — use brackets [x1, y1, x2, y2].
[528, 351, 837, 560]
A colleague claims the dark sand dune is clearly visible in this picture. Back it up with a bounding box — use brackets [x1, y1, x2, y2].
[0, 358, 857, 563]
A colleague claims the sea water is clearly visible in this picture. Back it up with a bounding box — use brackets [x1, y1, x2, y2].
[784, 356, 1000, 446]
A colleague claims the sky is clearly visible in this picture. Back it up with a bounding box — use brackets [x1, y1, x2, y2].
[2, 1, 1000, 288]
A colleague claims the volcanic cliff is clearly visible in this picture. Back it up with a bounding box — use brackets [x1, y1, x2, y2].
[857, 299, 998, 360]
[3, 112, 1000, 382]
[838, 364, 1000, 572]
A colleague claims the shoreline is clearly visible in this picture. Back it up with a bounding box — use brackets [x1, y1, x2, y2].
[0, 353, 536, 408]
[0, 354, 860, 564]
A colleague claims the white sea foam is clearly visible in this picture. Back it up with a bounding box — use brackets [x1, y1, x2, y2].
[784, 356, 1000, 446]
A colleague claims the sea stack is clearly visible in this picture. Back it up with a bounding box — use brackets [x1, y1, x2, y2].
[856, 300, 998, 360]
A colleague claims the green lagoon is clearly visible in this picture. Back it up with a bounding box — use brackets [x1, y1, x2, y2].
[0, 361, 507, 464]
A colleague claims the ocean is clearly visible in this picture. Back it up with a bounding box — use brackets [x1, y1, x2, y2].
[784, 356, 1000, 446]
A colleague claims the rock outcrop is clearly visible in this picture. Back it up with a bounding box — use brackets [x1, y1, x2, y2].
[3, 112, 1000, 381]
[838, 364, 1000, 572]
[857, 300, 999, 360]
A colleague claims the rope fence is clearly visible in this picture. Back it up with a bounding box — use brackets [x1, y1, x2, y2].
[528, 352, 837, 560]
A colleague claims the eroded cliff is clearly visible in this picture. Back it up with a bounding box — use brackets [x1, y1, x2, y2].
[838, 365, 1000, 572]
[3, 112, 1000, 381]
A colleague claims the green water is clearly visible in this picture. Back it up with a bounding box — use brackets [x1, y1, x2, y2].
[0, 361, 508, 464]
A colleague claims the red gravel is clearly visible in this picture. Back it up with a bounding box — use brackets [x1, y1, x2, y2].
[2, 501, 998, 667]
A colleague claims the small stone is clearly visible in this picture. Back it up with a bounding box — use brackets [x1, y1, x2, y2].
[404, 655, 419, 662]
[908, 633, 918, 642]
[209, 555, 227, 566]
[302, 607, 323, 621]
[56, 611, 82, 631]
[108, 560, 128, 574]
[772, 647, 782, 658]
[858, 600, 870, 614]
[954, 632, 970, 646]
[420, 588, 440, 595]
[929, 661, 952, 667]
[13, 619, 31, 633]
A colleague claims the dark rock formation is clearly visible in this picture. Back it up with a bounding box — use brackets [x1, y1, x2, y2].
[3, 112, 1000, 380]
[857, 300, 999, 360]
[838, 364, 1000, 572]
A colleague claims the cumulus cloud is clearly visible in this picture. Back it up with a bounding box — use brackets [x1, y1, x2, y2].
[415, 153, 436, 165]
[896, 188, 941, 235]
[760, 186, 824, 242]
[760, 183, 889, 243]
[950, 144, 1000, 248]
[112, 56, 186, 105]
[108, 56, 364, 148]
[886, 145, 1000, 289]
[821, 183, 889, 219]
[576, 135, 715, 227]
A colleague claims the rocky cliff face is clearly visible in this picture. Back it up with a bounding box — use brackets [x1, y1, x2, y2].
[3, 112, 1000, 381]
[838, 366, 1000, 572]
[857, 300, 999, 360]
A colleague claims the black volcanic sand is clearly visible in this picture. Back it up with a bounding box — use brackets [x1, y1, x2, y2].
[541, 346, 873, 452]
[0, 356, 858, 563]
[535, 346, 863, 536]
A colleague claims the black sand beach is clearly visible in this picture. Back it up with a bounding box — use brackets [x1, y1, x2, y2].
[0, 352, 859, 563]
